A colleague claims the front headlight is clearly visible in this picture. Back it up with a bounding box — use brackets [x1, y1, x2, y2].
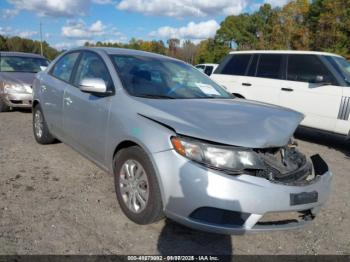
[4, 82, 27, 94]
[171, 136, 265, 173]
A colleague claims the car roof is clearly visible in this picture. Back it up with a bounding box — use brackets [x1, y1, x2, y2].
[228, 50, 343, 58]
[0, 51, 47, 59]
[69, 47, 179, 61]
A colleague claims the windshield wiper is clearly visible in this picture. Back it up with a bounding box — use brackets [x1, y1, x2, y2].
[137, 94, 176, 99]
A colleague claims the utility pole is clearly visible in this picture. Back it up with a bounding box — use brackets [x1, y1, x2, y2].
[39, 22, 43, 56]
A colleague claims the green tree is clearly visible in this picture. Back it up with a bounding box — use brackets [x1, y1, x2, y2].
[194, 38, 229, 64]
[216, 14, 257, 50]
[309, 0, 350, 56]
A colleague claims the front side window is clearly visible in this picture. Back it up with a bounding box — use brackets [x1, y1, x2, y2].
[325, 56, 350, 86]
[256, 54, 283, 79]
[51, 52, 79, 82]
[215, 54, 251, 76]
[73, 52, 113, 90]
[111, 55, 232, 99]
[0, 56, 49, 73]
[287, 55, 336, 84]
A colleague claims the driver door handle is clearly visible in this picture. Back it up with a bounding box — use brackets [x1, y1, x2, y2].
[64, 97, 72, 105]
[242, 82, 252, 86]
[281, 88, 294, 92]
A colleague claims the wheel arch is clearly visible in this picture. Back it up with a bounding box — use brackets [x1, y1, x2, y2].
[32, 99, 40, 109]
[111, 139, 167, 207]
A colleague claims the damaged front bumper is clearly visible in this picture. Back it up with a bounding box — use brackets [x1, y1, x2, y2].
[153, 149, 332, 234]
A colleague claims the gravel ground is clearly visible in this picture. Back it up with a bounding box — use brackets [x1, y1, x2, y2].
[0, 110, 349, 255]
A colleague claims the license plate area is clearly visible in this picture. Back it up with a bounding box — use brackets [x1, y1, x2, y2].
[290, 191, 318, 206]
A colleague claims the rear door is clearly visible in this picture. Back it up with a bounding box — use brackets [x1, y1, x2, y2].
[211, 54, 252, 96]
[279, 54, 342, 132]
[241, 54, 285, 105]
[42, 52, 80, 138]
[62, 51, 114, 164]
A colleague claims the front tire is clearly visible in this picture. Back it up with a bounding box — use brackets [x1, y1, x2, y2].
[33, 104, 55, 144]
[114, 146, 164, 225]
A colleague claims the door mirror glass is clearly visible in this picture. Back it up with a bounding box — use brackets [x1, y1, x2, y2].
[314, 75, 324, 83]
[310, 75, 332, 87]
[79, 78, 107, 94]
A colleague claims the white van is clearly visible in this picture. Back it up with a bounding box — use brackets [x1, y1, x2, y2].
[211, 50, 350, 137]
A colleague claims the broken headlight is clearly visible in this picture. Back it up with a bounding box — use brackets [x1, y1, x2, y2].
[171, 136, 265, 173]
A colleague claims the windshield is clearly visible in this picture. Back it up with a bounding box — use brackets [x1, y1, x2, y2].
[326, 56, 350, 86]
[0, 56, 49, 73]
[110, 55, 232, 99]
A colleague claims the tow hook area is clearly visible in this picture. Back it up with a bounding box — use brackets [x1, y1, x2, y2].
[300, 210, 315, 221]
[310, 154, 329, 176]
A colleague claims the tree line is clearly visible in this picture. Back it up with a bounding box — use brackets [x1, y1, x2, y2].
[0, 35, 60, 60]
[1, 0, 350, 63]
[83, 0, 350, 63]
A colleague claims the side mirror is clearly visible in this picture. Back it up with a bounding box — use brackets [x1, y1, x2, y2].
[310, 75, 332, 87]
[314, 75, 324, 83]
[79, 78, 107, 94]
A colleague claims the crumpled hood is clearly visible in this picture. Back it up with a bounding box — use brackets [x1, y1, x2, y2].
[136, 98, 304, 148]
[0, 72, 36, 87]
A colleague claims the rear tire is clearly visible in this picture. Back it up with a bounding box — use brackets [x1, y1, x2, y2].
[114, 146, 164, 225]
[33, 104, 55, 144]
[0, 96, 10, 112]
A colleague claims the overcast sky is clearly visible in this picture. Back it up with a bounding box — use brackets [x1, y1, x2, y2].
[0, 0, 289, 50]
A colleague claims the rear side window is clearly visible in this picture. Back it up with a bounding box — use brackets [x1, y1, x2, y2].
[287, 54, 336, 84]
[256, 54, 283, 79]
[51, 52, 80, 82]
[204, 66, 213, 76]
[215, 54, 251, 76]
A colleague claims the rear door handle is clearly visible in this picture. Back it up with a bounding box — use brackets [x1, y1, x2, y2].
[242, 83, 252, 86]
[281, 88, 294, 92]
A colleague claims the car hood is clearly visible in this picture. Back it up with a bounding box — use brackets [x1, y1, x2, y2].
[0, 72, 36, 86]
[135, 98, 304, 148]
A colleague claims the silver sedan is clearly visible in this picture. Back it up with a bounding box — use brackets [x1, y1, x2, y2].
[0, 52, 49, 111]
[32, 47, 332, 234]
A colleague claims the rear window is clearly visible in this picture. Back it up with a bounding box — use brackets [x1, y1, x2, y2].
[214, 54, 251, 76]
[256, 54, 284, 79]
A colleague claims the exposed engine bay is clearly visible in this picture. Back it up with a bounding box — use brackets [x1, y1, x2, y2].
[254, 144, 315, 185]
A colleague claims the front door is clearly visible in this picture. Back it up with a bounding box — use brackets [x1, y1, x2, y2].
[62, 51, 114, 164]
[279, 54, 342, 132]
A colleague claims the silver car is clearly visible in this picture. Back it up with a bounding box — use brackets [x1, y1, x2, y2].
[32, 47, 332, 234]
[0, 52, 49, 111]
